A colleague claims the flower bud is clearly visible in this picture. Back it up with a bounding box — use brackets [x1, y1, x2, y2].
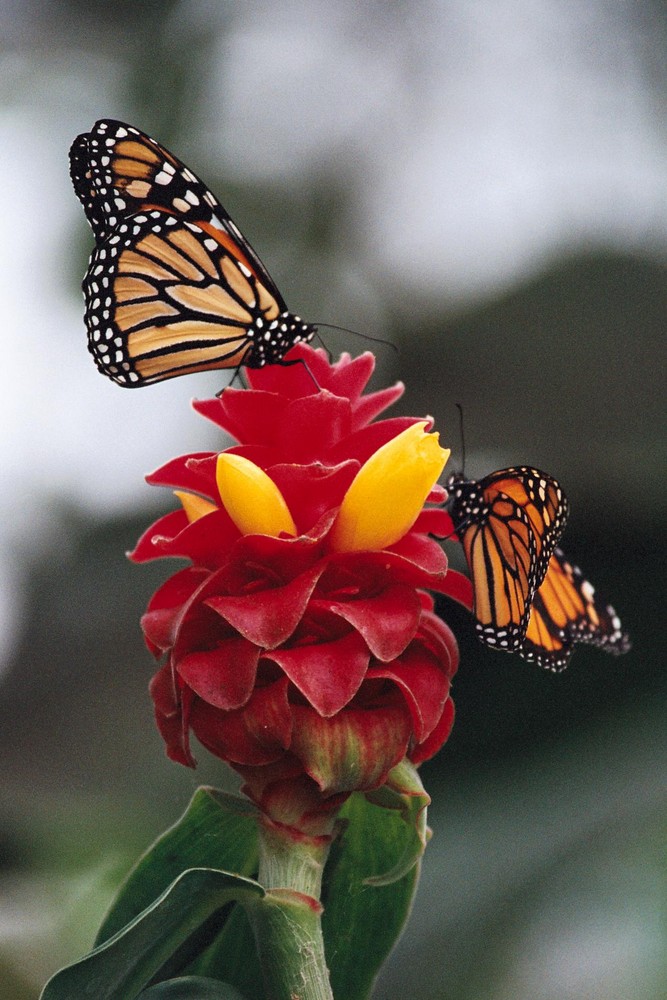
[216, 453, 297, 538]
[174, 490, 217, 524]
[329, 422, 449, 552]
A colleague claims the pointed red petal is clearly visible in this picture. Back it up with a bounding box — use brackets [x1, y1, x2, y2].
[194, 388, 289, 443]
[191, 679, 292, 766]
[325, 584, 422, 662]
[149, 663, 195, 767]
[417, 611, 460, 677]
[328, 416, 422, 465]
[146, 452, 217, 497]
[141, 567, 209, 653]
[351, 382, 404, 430]
[369, 642, 451, 743]
[270, 461, 357, 531]
[388, 533, 449, 577]
[176, 638, 260, 710]
[130, 510, 188, 563]
[411, 697, 455, 764]
[437, 569, 474, 609]
[264, 630, 370, 717]
[413, 507, 454, 536]
[130, 507, 242, 568]
[205, 563, 325, 649]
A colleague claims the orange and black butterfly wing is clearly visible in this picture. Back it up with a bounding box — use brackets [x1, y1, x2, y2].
[447, 467, 569, 652]
[448, 476, 538, 651]
[70, 119, 281, 295]
[70, 133, 110, 242]
[479, 466, 569, 587]
[83, 211, 314, 386]
[70, 121, 317, 384]
[520, 547, 631, 672]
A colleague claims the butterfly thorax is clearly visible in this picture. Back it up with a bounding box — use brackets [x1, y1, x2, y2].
[246, 312, 317, 368]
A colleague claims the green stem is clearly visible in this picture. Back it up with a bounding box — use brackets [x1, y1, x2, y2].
[247, 822, 334, 1000]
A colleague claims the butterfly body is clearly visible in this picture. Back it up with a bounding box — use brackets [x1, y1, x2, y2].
[70, 120, 316, 385]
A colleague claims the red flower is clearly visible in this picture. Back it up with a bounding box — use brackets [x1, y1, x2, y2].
[133, 346, 472, 833]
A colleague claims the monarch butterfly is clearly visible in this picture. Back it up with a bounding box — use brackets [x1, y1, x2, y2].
[446, 467, 630, 670]
[69, 120, 316, 386]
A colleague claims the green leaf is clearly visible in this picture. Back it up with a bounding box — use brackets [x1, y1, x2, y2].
[139, 975, 249, 998]
[322, 791, 422, 1000]
[362, 759, 430, 886]
[187, 904, 264, 1000]
[97, 788, 259, 944]
[40, 868, 264, 1000]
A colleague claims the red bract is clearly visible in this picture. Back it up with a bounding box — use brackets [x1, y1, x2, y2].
[133, 345, 472, 834]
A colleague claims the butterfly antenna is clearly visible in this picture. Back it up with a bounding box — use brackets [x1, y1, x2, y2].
[313, 331, 332, 363]
[313, 322, 399, 355]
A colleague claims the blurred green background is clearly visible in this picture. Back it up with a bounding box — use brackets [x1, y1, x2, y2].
[0, 3, 665, 998]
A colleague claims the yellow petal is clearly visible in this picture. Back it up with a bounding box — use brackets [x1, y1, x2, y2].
[329, 422, 449, 553]
[216, 453, 297, 537]
[174, 490, 218, 524]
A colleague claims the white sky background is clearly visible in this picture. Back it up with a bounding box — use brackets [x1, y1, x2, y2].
[0, 0, 665, 661]
[203, 1, 667, 292]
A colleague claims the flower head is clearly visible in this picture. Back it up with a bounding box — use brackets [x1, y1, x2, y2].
[133, 345, 471, 834]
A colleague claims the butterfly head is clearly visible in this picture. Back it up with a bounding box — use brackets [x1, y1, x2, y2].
[445, 471, 480, 506]
[444, 472, 489, 534]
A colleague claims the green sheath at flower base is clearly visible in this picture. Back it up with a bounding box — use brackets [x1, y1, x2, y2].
[329, 421, 450, 553]
[216, 453, 297, 537]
